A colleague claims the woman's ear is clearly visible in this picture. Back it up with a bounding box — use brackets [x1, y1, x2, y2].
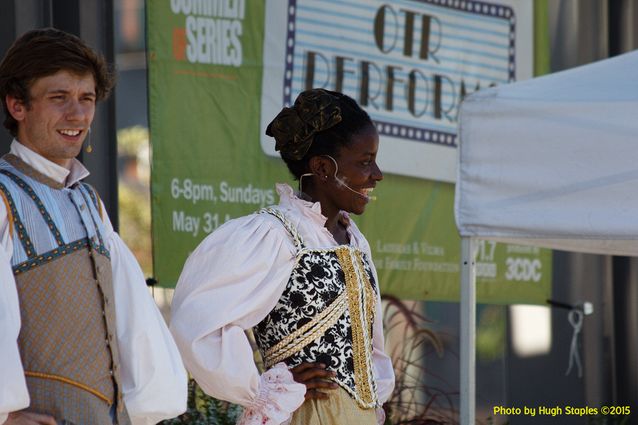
[308, 156, 334, 181]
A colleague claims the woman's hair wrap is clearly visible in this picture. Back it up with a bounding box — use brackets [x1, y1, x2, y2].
[266, 89, 343, 161]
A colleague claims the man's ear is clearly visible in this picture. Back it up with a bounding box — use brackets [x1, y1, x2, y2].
[308, 156, 335, 180]
[5, 95, 26, 121]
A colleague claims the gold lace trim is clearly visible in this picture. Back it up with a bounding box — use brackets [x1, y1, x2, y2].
[258, 205, 379, 407]
[264, 290, 348, 368]
[335, 246, 377, 408]
[259, 207, 304, 250]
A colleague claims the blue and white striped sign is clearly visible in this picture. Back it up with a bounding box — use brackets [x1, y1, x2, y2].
[260, 0, 532, 182]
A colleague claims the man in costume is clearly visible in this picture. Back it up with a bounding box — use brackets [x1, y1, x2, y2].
[0, 28, 187, 425]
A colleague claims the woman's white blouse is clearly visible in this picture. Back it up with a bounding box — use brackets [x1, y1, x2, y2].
[170, 184, 395, 423]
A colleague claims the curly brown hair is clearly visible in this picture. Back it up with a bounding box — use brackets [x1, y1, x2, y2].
[0, 27, 115, 136]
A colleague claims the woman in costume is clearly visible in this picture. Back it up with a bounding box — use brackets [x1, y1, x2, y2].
[170, 89, 394, 425]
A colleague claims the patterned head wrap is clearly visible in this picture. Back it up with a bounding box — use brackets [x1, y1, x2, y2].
[266, 89, 343, 161]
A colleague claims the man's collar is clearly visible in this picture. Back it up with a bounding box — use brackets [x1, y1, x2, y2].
[9, 139, 90, 188]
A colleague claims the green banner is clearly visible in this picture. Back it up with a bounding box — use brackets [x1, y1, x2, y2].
[147, 0, 551, 304]
[147, 0, 284, 282]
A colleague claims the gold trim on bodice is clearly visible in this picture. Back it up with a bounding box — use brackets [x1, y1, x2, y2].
[265, 290, 348, 368]
[257, 207, 379, 408]
[335, 246, 377, 408]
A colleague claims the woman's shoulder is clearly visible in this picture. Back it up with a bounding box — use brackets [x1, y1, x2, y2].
[191, 207, 295, 254]
[220, 207, 287, 230]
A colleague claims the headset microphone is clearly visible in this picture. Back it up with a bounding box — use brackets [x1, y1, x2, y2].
[326, 156, 376, 201]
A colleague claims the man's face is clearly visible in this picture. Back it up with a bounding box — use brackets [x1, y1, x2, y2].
[7, 70, 96, 168]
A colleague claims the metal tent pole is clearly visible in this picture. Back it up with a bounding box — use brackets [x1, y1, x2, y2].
[460, 236, 477, 424]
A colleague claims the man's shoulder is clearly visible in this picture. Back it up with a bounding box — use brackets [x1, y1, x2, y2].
[0, 158, 17, 190]
[77, 182, 104, 219]
[0, 155, 15, 174]
[78, 181, 99, 197]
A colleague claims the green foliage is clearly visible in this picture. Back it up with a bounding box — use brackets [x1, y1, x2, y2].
[116, 125, 152, 275]
[117, 126, 149, 157]
[381, 296, 457, 424]
[476, 306, 506, 362]
[161, 379, 243, 425]
[118, 182, 152, 275]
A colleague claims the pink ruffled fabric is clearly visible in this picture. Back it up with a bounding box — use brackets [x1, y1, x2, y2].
[238, 363, 306, 425]
[376, 407, 386, 424]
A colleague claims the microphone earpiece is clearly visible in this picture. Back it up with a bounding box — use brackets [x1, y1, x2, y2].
[327, 156, 376, 202]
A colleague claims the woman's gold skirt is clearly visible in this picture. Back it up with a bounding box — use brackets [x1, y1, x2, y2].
[289, 386, 377, 425]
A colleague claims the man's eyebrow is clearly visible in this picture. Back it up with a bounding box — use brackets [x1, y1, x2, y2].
[45, 88, 96, 96]
[45, 89, 70, 95]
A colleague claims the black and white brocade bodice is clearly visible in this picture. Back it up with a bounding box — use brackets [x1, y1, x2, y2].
[253, 208, 380, 409]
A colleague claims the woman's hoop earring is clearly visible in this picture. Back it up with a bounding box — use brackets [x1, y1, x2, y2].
[299, 172, 313, 194]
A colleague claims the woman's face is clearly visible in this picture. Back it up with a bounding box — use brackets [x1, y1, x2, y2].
[325, 126, 383, 215]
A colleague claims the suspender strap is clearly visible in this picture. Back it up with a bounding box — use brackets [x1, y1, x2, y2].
[0, 182, 36, 258]
[81, 183, 103, 220]
[0, 169, 65, 246]
[77, 184, 107, 251]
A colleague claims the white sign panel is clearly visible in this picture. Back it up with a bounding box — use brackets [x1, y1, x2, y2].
[260, 0, 532, 182]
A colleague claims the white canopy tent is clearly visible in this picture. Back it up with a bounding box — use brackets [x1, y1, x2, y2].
[454, 50, 638, 423]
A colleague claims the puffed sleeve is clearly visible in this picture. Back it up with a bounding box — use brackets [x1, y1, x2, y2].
[170, 213, 306, 424]
[372, 292, 395, 404]
[363, 244, 395, 425]
[0, 253, 30, 424]
[370, 259, 395, 404]
[0, 200, 30, 423]
[100, 205, 188, 425]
